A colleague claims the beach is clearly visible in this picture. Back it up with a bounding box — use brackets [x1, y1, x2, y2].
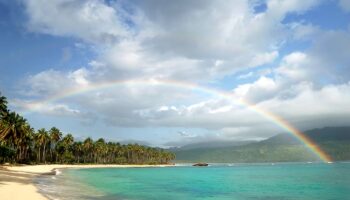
[0, 164, 172, 200]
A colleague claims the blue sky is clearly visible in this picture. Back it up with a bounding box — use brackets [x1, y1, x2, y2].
[1, 0, 350, 147]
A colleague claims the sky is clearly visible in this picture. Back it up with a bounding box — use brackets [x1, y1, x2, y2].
[1, 0, 350, 147]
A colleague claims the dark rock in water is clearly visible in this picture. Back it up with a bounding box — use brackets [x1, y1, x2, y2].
[42, 169, 57, 175]
[193, 163, 208, 166]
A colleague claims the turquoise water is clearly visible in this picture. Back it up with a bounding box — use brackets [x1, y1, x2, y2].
[38, 163, 350, 200]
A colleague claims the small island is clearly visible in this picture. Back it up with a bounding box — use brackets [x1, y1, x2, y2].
[192, 163, 209, 167]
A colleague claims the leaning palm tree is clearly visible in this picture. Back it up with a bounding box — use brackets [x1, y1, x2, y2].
[0, 112, 27, 142]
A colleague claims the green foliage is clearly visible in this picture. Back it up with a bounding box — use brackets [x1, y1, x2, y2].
[0, 145, 15, 163]
[62, 151, 75, 164]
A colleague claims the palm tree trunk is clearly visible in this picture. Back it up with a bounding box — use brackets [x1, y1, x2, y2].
[43, 144, 46, 163]
[38, 147, 41, 163]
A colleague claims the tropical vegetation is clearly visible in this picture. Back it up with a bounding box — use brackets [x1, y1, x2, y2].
[0, 92, 175, 164]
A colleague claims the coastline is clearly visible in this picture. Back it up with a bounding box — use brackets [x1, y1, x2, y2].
[0, 164, 173, 200]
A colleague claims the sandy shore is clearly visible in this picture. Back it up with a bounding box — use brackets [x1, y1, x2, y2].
[0, 164, 173, 200]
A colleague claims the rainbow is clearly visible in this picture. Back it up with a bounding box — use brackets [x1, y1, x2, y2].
[20, 78, 332, 162]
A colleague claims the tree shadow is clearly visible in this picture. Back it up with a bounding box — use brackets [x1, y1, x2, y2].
[0, 168, 38, 185]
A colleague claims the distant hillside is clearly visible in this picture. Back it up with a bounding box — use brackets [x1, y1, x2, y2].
[172, 127, 350, 163]
[263, 127, 350, 145]
[170, 140, 253, 151]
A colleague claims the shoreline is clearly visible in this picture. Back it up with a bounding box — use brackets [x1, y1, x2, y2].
[0, 164, 174, 200]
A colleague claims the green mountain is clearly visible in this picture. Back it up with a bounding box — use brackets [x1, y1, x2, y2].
[172, 127, 350, 163]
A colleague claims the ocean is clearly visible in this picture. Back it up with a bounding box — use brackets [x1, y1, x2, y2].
[36, 162, 350, 200]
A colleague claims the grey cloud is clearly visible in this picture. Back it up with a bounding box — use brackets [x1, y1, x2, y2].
[177, 131, 197, 138]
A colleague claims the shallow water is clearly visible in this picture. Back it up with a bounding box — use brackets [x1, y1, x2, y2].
[36, 162, 350, 200]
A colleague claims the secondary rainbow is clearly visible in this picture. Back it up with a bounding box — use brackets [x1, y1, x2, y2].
[20, 78, 332, 162]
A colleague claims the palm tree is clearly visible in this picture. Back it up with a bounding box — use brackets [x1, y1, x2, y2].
[0, 92, 8, 118]
[72, 141, 83, 163]
[62, 134, 74, 152]
[95, 138, 106, 163]
[49, 127, 62, 163]
[36, 128, 49, 163]
[83, 137, 93, 163]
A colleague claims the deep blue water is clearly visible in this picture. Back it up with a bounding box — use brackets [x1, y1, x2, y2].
[37, 162, 350, 200]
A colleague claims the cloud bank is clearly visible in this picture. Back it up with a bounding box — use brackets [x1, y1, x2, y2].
[13, 0, 350, 145]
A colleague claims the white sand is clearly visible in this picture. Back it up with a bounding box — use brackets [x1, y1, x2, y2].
[0, 164, 173, 200]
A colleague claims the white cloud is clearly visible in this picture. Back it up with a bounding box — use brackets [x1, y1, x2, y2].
[24, 0, 129, 44]
[25, 70, 71, 96]
[68, 68, 90, 86]
[266, 0, 319, 19]
[275, 52, 309, 81]
[260, 81, 350, 127]
[233, 76, 278, 102]
[21, 0, 328, 82]
[234, 28, 350, 103]
[290, 23, 321, 40]
[148, 81, 350, 133]
[12, 99, 82, 117]
[23, 0, 321, 81]
[24, 68, 91, 96]
[248, 51, 279, 67]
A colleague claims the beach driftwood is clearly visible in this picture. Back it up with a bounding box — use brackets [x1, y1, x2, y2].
[192, 163, 208, 166]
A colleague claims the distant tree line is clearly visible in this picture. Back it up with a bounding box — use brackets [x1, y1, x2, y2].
[0, 92, 175, 164]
